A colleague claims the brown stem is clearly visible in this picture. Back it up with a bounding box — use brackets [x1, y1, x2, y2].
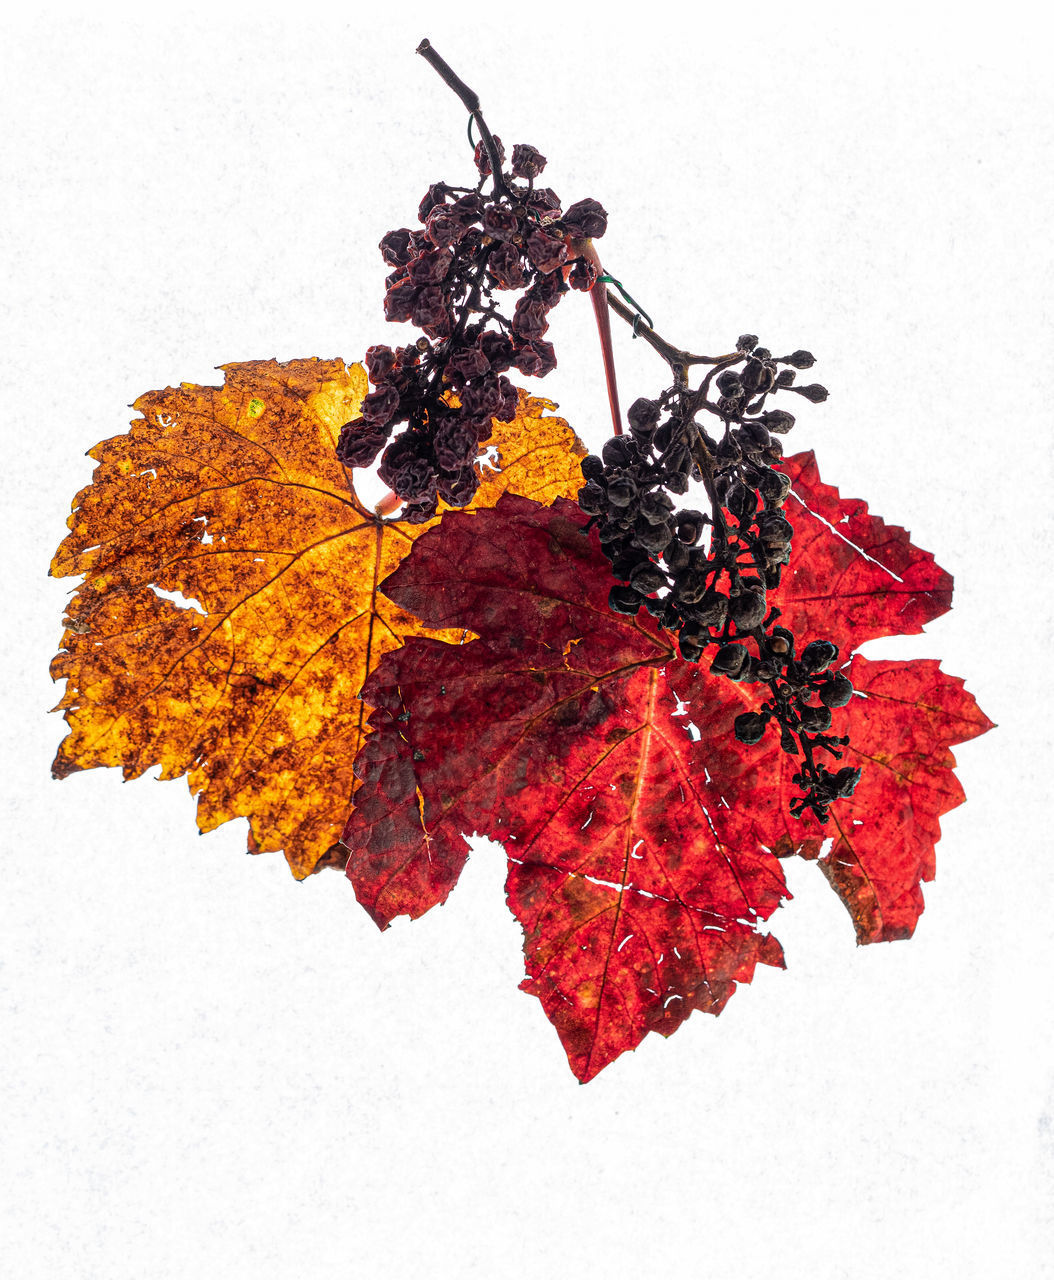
[689, 424, 729, 549]
[417, 39, 511, 200]
[604, 289, 736, 376]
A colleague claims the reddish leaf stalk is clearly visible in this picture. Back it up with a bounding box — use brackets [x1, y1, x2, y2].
[568, 237, 622, 435]
[374, 490, 402, 518]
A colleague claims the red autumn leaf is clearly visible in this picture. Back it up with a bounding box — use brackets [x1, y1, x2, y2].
[769, 451, 953, 650]
[789, 656, 995, 943]
[341, 455, 991, 1081]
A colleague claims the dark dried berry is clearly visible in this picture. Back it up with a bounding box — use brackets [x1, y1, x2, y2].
[463, 377, 503, 419]
[365, 344, 397, 385]
[487, 241, 526, 290]
[434, 419, 479, 471]
[734, 712, 767, 746]
[832, 767, 862, 797]
[513, 340, 556, 378]
[630, 562, 667, 595]
[607, 476, 638, 508]
[567, 258, 598, 291]
[361, 385, 400, 426]
[716, 370, 744, 397]
[510, 143, 547, 179]
[453, 193, 485, 222]
[673, 568, 708, 604]
[527, 187, 562, 217]
[383, 278, 417, 324]
[494, 375, 519, 421]
[757, 511, 793, 543]
[388, 457, 437, 503]
[473, 134, 505, 175]
[820, 673, 854, 707]
[758, 468, 792, 505]
[437, 467, 480, 508]
[401, 498, 438, 524]
[336, 418, 390, 469]
[526, 230, 568, 275]
[781, 350, 816, 369]
[561, 197, 608, 239]
[379, 228, 415, 267]
[425, 211, 469, 249]
[675, 510, 706, 544]
[760, 409, 796, 434]
[580, 454, 605, 481]
[730, 587, 767, 629]
[716, 434, 741, 466]
[417, 184, 448, 223]
[639, 489, 674, 524]
[799, 703, 833, 733]
[602, 436, 636, 468]
[446, 346, 491, 385]
[794, 383, 829, 403]
[635, 521, 672, 554]
[694, 590, 728, 629]
[478, 331, 515, 372]
[801, 640, 839, 673]
[727, 483, 758, 521]
[711, 643, 748, 677]
[529, 272, 565, 309]
[627, 398, 662, 436]
[608, 584, 643, 615]
[739, 420, 771, 452]
[481, 206, 520, 242]
[407, 248, 454, 285]
[662, 539, 690, 572]
[577, 480, 607, 515]
[412, 286, 450, 331]
[736, 334, 759, 353]
[512, 296, 550, 341]
[679, 632, 706, 662]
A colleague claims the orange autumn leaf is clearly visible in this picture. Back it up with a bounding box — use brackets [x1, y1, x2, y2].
[50, 357, 585, 878]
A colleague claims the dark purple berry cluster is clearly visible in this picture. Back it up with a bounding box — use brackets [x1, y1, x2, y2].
[337, 135, 607, 522]
[578, 335, 859, 821]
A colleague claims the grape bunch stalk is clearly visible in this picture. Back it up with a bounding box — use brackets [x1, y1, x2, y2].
[345, 39, 861, 822]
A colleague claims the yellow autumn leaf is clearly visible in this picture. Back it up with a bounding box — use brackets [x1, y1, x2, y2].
[50, 357, 585, 877]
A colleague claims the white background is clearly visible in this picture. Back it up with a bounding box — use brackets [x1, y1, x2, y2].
[4, 5, 1052, 1277]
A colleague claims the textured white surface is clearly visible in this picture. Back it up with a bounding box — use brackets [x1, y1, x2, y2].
[4, 6, 1052, 1278]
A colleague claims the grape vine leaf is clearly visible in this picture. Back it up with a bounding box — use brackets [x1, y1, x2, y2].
[342, 464, 992, 1081]
[50, 357, 585, 878]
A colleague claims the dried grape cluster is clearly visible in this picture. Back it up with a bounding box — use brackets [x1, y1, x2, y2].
[578, 336, 860, 821]
[342, 39, 862, 823]
[337, 133, 607, 521]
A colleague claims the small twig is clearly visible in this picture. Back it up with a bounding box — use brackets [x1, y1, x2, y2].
[417, 40, 511, 200]
[604, 290, 734, 375]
